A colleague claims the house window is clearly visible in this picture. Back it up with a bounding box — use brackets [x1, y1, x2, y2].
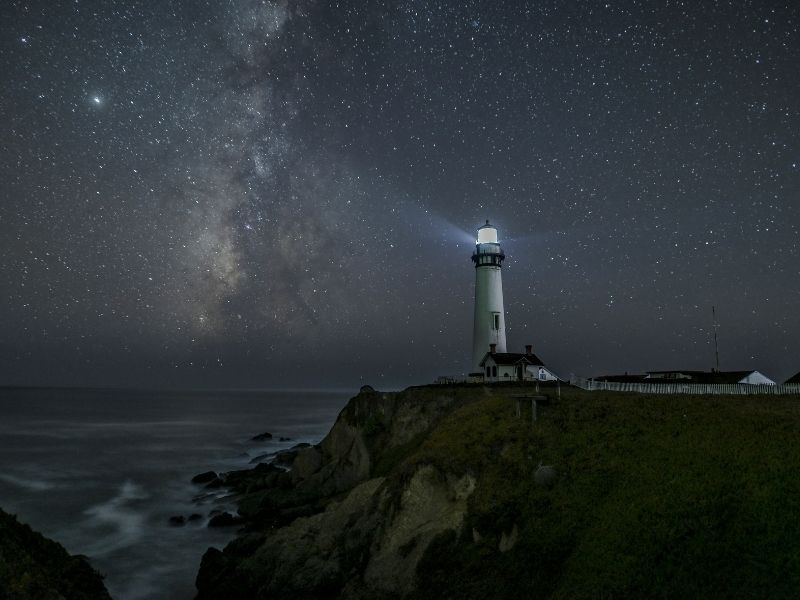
[493, 313, 500, 330]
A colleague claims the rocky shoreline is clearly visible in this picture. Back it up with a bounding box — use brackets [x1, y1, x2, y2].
[181, 439, 316, 532]
[191, 384, 485, 598]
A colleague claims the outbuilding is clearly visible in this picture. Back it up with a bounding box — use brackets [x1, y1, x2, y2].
[644, 370, 776, 385]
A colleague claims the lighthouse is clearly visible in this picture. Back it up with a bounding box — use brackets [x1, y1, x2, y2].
[471, 220, 507, 372]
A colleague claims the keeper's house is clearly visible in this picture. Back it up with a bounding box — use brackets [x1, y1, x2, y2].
[479, 344, 560, 383]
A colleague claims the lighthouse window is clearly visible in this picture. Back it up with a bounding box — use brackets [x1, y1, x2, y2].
[493, 313, 500, 330]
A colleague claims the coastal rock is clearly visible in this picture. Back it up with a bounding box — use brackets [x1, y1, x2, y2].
[169, 513, 207, 526]
[197, 478, 386, 598]
[498, 524, 519, 553]
[191, 471, 218, 484]
[195, 385, 480, 598]
[290, 419, 371, 496]
[534, 464, 556, 487]
[248, 452, 271, 464]
[251, 432, 273, 441]
[196, 548, 228, 597]
[364, 465, 476, 594]
[261, 386, 462, 499]
[196, 464, 476, 598]
[226, 462, 282, 484]
[204, 477, 225, 489]
[273, 443, 312, 467]
[208, 512, 243, 528]
[273, 451, 297, 467]
[192, 491, 217, 503]
[290, 446, 324, 483]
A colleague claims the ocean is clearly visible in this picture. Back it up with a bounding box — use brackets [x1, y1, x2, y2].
[0, 387, 351, 599]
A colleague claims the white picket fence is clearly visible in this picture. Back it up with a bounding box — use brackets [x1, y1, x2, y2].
[571, 376, 800, 396]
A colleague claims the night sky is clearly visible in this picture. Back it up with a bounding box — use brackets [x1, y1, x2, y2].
[2, 1, 798, 389]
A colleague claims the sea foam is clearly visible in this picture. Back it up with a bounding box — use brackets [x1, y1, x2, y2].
[0, 473, 55, 491]
[82, 480, 150, 556]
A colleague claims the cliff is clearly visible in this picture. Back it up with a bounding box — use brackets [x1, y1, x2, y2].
[196, 383, 800, 599]
[0, 508, 111, 599]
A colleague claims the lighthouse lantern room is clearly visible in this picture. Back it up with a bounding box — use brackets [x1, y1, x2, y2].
[471, 220, 507, 373]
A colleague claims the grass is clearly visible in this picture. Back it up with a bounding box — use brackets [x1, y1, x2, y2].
[0, 508, 111, 599]
[400, 385, 800, 599]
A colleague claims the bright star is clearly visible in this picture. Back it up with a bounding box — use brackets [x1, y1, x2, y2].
[92, 96, 102, 105]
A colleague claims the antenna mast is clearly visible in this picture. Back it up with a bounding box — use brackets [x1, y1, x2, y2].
[712, 305, 720, 372]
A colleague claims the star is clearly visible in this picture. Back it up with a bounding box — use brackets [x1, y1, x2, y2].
[0, 0, 797, 389]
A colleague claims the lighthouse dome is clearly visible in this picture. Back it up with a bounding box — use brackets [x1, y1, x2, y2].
[477, 220, 498, 244]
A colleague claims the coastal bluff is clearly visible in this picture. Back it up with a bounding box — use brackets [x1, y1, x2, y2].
[196, 383, 800, 599]
[0, 508, 111, 599]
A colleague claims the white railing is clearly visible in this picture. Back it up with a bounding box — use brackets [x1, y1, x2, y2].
[570, 376, 800, 396]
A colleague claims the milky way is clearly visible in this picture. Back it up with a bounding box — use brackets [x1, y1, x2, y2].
[1, 1, 799, 388]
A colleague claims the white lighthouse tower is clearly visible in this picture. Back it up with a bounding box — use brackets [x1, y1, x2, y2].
[471, 220, 507, 373]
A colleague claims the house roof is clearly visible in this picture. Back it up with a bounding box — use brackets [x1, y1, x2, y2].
[480, 352, 546, 367]
[786, 372, 800, 385]
[595, 370, 776, 385]
[595, 374, 648, 383]
[646, 370, 765, 384]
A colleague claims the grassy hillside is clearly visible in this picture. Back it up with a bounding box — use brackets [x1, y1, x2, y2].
[407, 385, 800, 598]
[197, 383, 800, 599]
[0, 509, 111, 599]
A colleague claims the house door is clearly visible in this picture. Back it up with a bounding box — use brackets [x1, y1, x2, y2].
[517, 365, 523, 381]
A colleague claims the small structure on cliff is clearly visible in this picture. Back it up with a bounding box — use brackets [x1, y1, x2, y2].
[479, 344, 560, 382]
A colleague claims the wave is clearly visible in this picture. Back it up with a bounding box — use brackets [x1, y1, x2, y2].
[0, 473, 55, 491]
[107, 563, 176, 600]
[82, 480, 150, 556]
